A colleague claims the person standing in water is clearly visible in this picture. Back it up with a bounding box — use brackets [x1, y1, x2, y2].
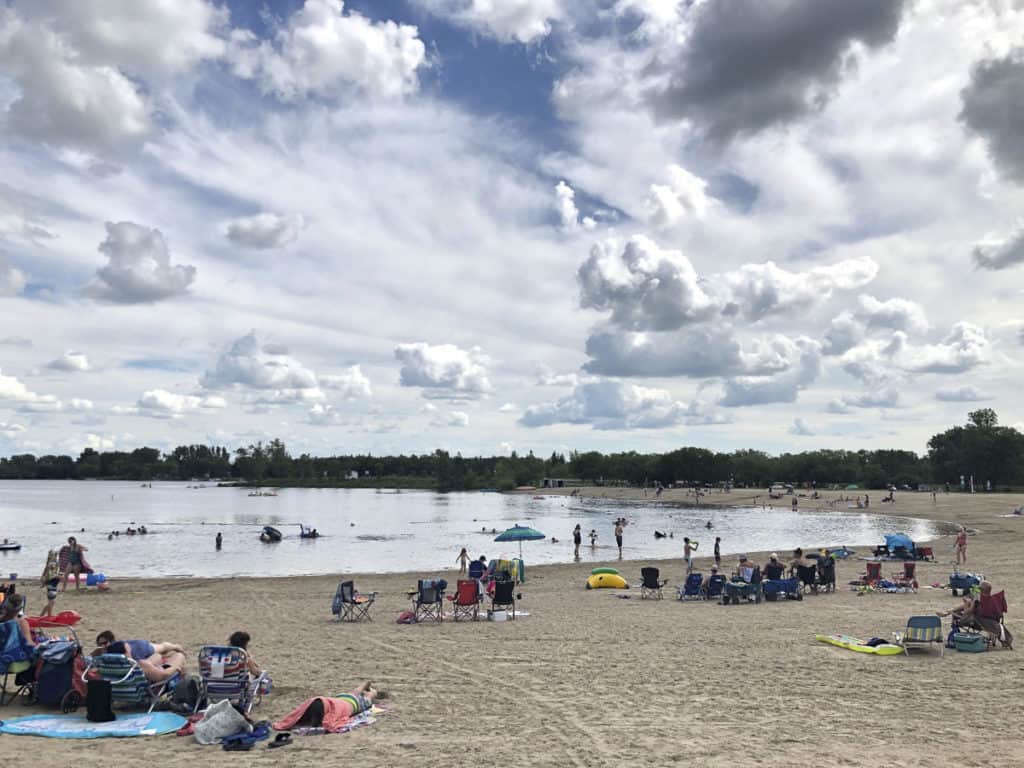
[573, 524, 582, 560]
[215, 532, 223, 550]
[714, 536, 721, 567]
[60, 536, 87, 592]
[456, 547, 469, 576]
[683, 537, 694, 573]
[614, 519, 625, 559]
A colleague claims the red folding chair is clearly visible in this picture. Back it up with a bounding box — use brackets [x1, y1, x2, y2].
[450, 579, 481, 622]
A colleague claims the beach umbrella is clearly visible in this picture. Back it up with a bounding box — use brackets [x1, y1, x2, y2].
[494, 524, 546, 558]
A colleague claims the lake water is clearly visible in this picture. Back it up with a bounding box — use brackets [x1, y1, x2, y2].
[0, 481, 953, 579]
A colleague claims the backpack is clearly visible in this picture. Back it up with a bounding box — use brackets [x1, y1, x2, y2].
[86, 679, 116, 722]
[170, 675, 204, 714]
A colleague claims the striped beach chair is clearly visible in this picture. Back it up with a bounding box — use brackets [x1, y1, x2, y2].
[896, 615, 944, 656]
[84, 653, 179, 712]
[198, 645, 267, 715]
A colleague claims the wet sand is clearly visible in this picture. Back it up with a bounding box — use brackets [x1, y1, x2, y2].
[3, 489, 1022, 766]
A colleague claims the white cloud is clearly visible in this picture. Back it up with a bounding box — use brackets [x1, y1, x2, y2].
[229, 0, 427, 101]
[644, 164, 714, 228]
[395, 342, 491, 398]
[973, 224, 1024, 270]
[826, 388, 902, 413]
[67, 398, 94, 412]
[413, 0, 563, 43]
[46, 351, 90, 373]
[789, 418, 814, 436]
[0, 368, 62, 410]
[307, 403, 346, 426]
[554, 181, 595, 233]
[0, 257, 27, 296]
[935, 385, 991, 402]
[498, 402, 517, 413]
[521, 380, 693, 430]
[893, 323, 990, 374]
[202, 331, 319, 392]
[83, 222, 196, 304]
[432, 410, 470, 428]
[225, 212, 306, 250]
[136, 388, 225, 418]
[719, 339, 821, 407]
[319, 365, 372, 399]
[824, 295, 928, 355]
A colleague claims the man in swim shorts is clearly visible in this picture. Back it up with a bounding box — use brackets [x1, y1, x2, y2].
[614, 520, 624, 559]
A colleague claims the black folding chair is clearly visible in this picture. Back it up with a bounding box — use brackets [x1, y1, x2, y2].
[640, 567, 668, 599]
[491, 580, 516, 619]
[413, 580, 445, 622]
[332, 580, 376, 622]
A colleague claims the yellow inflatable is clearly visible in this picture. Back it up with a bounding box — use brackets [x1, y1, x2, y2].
[586, 573, 629, 590]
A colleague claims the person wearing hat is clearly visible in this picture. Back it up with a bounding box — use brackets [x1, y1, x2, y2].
[764, 553, 785, 580]
[702, 565, 721, 596]
[735, 554, 756, 582]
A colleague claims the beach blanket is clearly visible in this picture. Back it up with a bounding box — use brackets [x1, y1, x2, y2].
[273, 696, 387, 734]
[0, 712, 186, 739]
[288, 706, 387, 736]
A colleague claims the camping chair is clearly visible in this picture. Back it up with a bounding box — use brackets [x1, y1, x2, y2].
[704, 574, 726, 600]
[412, 579, 445, 622]
[332, 580, 377, 622]
[491, 579, 516, 619]
[861, 561, 882, 585]
[893, 562, 917, 591]
[817, 557, 836, 593]
[640, 567, 668, 599]
[723, 567, 762, 605]
[450, 579, 482, 621]
[677, 573, 703, 601]
[796, 564, 819, 595]
[83, 653, 181, 711]
[198, 645, 267, 715]
[896, 616, 944, 656]
[971, 590, 1011, 648]
[762, 577, 802, 602]
[468, 559, 487, 581]
[0, 619, 35, 705]
[915, 546, 934, 562]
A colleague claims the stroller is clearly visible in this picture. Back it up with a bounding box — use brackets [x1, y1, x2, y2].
[21, 633, 87, 712]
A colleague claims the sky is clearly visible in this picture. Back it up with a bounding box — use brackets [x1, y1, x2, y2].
[0, 0, 1022, 460]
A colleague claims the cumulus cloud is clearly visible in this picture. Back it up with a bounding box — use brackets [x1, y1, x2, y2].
[789, 418, 814, 436]
[935, 386, 991, 403]
[395, 342, 491, 398]
[202, 331, 321, 399]
[578, 236, 877, 332]
[136, 388, 226, 418]
[319, 365, 372, 399]
[960, 48, 1024, 183]
[555, 181, 595, 232]
[0, 421, 26, 438]
[46, 351, 90, 373]
[826, 388, 901, 413]
[498, 402, 517, 413]
[225, 212, 306, 250]
[643, 164, 714, 228]
[412, 0, 563, 43]
[893, 323, 990, 374]
[823, 295, 928, 355]
[0, 9, 150, 153]
[647, 0, 906, 141]
[520, 380, 691, 430]
[307, 403, 345, 426]
[973, 225, 1024, 271]
[229, 0, 426, 101]
[84, 222, 196, 304]
[0, 368, 61, 411]
[719, 338, 821, 407]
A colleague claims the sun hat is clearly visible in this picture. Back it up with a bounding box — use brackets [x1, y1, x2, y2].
[770, 552, 778, 559]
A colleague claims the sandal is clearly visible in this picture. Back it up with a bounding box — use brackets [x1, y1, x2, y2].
[268, 732, 292, 748]
[223, 739, 254, 751]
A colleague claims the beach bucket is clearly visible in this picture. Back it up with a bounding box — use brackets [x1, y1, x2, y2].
[488, 610, 508, 622]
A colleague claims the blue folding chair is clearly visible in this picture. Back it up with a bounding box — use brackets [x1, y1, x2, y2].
[897, 615, 944, 656]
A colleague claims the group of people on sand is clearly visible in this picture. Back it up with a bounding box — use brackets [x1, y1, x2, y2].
[91, 629, 265, 684]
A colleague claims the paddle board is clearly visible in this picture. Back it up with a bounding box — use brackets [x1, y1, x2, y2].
[815, 634, 902, 655]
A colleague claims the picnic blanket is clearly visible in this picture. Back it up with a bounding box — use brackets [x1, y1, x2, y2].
[0, 712, 186, 739]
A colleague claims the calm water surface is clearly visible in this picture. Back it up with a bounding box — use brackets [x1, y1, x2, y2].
[0, 481, 953, 579]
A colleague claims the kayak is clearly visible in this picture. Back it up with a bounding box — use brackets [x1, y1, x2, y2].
[0, 542, 21, 551]
[815, 634, 903, 655]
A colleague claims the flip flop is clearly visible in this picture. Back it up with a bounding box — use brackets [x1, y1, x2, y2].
[268, 732, 292, 748]
[223, 739, 254, 751]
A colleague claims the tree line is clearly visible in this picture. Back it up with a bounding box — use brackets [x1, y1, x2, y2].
[1, 410, 1021, 492]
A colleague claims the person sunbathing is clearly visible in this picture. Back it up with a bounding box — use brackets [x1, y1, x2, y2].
[94, 630, 185, 672]
[228, 630, 262, 675]
[273, 681, 386, 733]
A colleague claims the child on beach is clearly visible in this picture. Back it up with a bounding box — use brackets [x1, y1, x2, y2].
[614, 519, 625, 559]
[456, 547, 470, 576]
[589, 530, 597, 547]
[573, 525, 582, 560]
[683, 537, 694, 573]
[955, 526, 968, 565]
[39, 550, 61, 617]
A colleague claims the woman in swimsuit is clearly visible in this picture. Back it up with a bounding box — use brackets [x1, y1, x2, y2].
[955, 526, 968, 566]
[61, 536, 87, 592]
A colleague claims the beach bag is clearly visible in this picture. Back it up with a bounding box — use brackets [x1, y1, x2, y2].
[396, 611, 416, 624]
[171, 674, 204, 713]
[193, 698, 252, 745]
[86, 679, 116, 722]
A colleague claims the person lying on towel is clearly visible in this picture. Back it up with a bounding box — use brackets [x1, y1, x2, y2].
[274, 681, 386, 733]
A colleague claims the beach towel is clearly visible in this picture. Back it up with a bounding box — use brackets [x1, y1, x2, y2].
[0, 712, 186, 738]
[273, 696, 381, 734]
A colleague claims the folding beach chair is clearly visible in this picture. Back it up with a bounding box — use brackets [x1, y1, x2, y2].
[817, 557, 836, 593]
[332, 580, 377, 622]
[896, 615, 944, 656]
[640, 567, 668, 600]
[704, 574, 726, 600]
[83, 653, 181, 712]
[892, 562, 917, 591]
[198, 645, 267, 715]
[677, 573, 703, 601]
[450, 579, 482, 621]
[412, 579, 446, 622]
[965, 590, 1012, 649]
[797, 564, 819, 595]
[491, 579, 516, 619]
[861, 561, 882, 585]
[468, 559, 487, 581]
[0, 619, 35, 705]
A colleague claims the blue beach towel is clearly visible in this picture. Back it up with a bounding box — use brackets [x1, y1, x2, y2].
[0, 712, 187, 739]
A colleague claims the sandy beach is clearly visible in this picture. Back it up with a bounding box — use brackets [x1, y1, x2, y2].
[3, 488, 1023, 767]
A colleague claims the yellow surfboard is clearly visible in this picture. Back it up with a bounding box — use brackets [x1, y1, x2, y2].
[815, 634, 903, 655]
